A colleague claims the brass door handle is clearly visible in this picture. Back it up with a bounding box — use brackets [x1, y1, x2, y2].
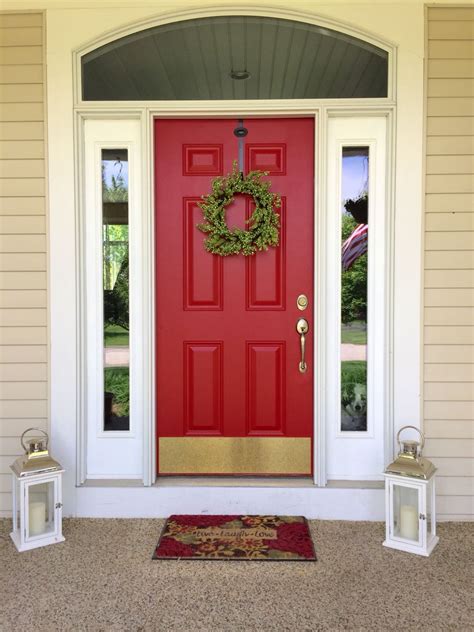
[296, 318, 309, 373]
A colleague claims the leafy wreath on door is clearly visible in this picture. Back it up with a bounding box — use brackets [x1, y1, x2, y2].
[197, 162, 281, 256]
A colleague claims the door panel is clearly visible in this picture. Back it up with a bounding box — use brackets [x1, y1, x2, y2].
[155, 118, 314, 475]
[246, 198, 286, 310]
[183, 199, 223, 310]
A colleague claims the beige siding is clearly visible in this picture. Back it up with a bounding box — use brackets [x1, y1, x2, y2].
[424, 7, 474, 520]
[0, 12, 47, 516]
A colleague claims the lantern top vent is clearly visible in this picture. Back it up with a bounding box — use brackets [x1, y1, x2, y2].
[385, 426, 436, 480]
[10, 428, 63, 478]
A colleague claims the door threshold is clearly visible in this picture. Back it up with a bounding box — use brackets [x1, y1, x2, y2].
[154, 476, 315, 488]
[83, 478, 143, 487]
[327, 479, 384, 489]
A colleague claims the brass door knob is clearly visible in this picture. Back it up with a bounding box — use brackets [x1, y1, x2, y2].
[296, 318, 309, 373]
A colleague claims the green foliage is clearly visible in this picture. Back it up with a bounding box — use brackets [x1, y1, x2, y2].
[197, 162, 281, 256]
[104, 367, 129, 416]
[104, 250, 129, 331]
[104, 325, 129, 347]
[341, 360, 366, 380]
[341, 214, 367, 324]
[341, 321, 367, 344]
[104, 225, 128, 267]
[341, 361, 367, 407]
[103, 224, 128, 292]
[342, 213, 357, 240]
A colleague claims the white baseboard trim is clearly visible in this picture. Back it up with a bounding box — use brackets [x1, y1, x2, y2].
[74, 486, 385, 520]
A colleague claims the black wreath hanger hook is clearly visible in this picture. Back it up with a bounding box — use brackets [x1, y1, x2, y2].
[233, 119, 248, 177]
[233, 119, 248, 137]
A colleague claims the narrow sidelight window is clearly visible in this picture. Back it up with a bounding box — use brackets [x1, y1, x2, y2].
[102, 149, 130, 431]
[340, 147, 369, 432]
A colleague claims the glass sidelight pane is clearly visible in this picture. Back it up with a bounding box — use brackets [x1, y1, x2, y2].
[102, 149, 130, 431]
[340, 147, 368, 432]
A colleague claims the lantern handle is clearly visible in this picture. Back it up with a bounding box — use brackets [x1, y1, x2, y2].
[397, 425, 425, 453]
[20, 427, 49, 453]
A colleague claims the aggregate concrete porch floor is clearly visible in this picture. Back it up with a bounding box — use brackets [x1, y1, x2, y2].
[0, 519, 471, 631]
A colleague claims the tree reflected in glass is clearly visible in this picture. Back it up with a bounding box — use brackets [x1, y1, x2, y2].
[102, 149, 130, 431]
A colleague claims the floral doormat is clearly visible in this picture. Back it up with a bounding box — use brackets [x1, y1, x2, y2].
[152, 515, 316, 561]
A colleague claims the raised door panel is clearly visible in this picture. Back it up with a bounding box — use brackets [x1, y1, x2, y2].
[246, 342, 285, 435]
[183, 198, 223, 310]
[246, 199, 286, 310]
[184, 342, 223, 435]
[183, 144, 223, 176]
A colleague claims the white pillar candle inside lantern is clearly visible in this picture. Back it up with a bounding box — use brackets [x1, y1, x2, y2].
[400, 505, 418, 540]
[10, 428, 65, 552]
[29, 501, 46, 535]
[383, 426, 438, 557]
[393, 484, 419, 540]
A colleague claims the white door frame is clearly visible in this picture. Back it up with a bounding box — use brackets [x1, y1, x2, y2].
[82, 119, 144, 479]
[326, 115, 390, 480]
[75, 103, 395, 487]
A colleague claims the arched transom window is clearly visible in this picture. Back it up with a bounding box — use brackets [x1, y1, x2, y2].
[82, 16, 389, 100]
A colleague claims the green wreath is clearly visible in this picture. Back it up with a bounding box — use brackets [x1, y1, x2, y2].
[197, 162, 281, 256]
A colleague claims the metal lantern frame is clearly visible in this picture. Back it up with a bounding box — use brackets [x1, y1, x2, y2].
[383, 426, 439, 557]
[10, 428, 65, 553]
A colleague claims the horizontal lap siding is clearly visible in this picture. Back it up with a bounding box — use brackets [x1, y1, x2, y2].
[425, 7, 474, 520]
[0, 12, 46, 516]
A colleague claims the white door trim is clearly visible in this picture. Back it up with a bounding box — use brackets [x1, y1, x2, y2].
[326, 115, 389, 480]
[82, 119, 144, 478]
[75, 104, 395, 487]
[72, 5, 397, 106]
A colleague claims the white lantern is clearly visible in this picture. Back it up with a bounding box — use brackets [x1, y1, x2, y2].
[10, 428, 65, 552]
[383, 426, 438, 557]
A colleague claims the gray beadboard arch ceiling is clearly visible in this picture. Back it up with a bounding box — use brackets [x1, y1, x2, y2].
[81, 16, 389, 101]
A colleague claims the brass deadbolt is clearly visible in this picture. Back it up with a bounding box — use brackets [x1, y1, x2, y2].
[297, 294, 308, 311]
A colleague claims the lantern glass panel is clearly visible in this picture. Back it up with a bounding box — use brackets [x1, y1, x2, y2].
[427, 478, 436, 538]
[27, 480, 55, 539]
[393, 484, 419, 542]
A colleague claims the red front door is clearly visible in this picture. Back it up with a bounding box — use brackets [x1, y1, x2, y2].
[155, 118, 314, 475]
